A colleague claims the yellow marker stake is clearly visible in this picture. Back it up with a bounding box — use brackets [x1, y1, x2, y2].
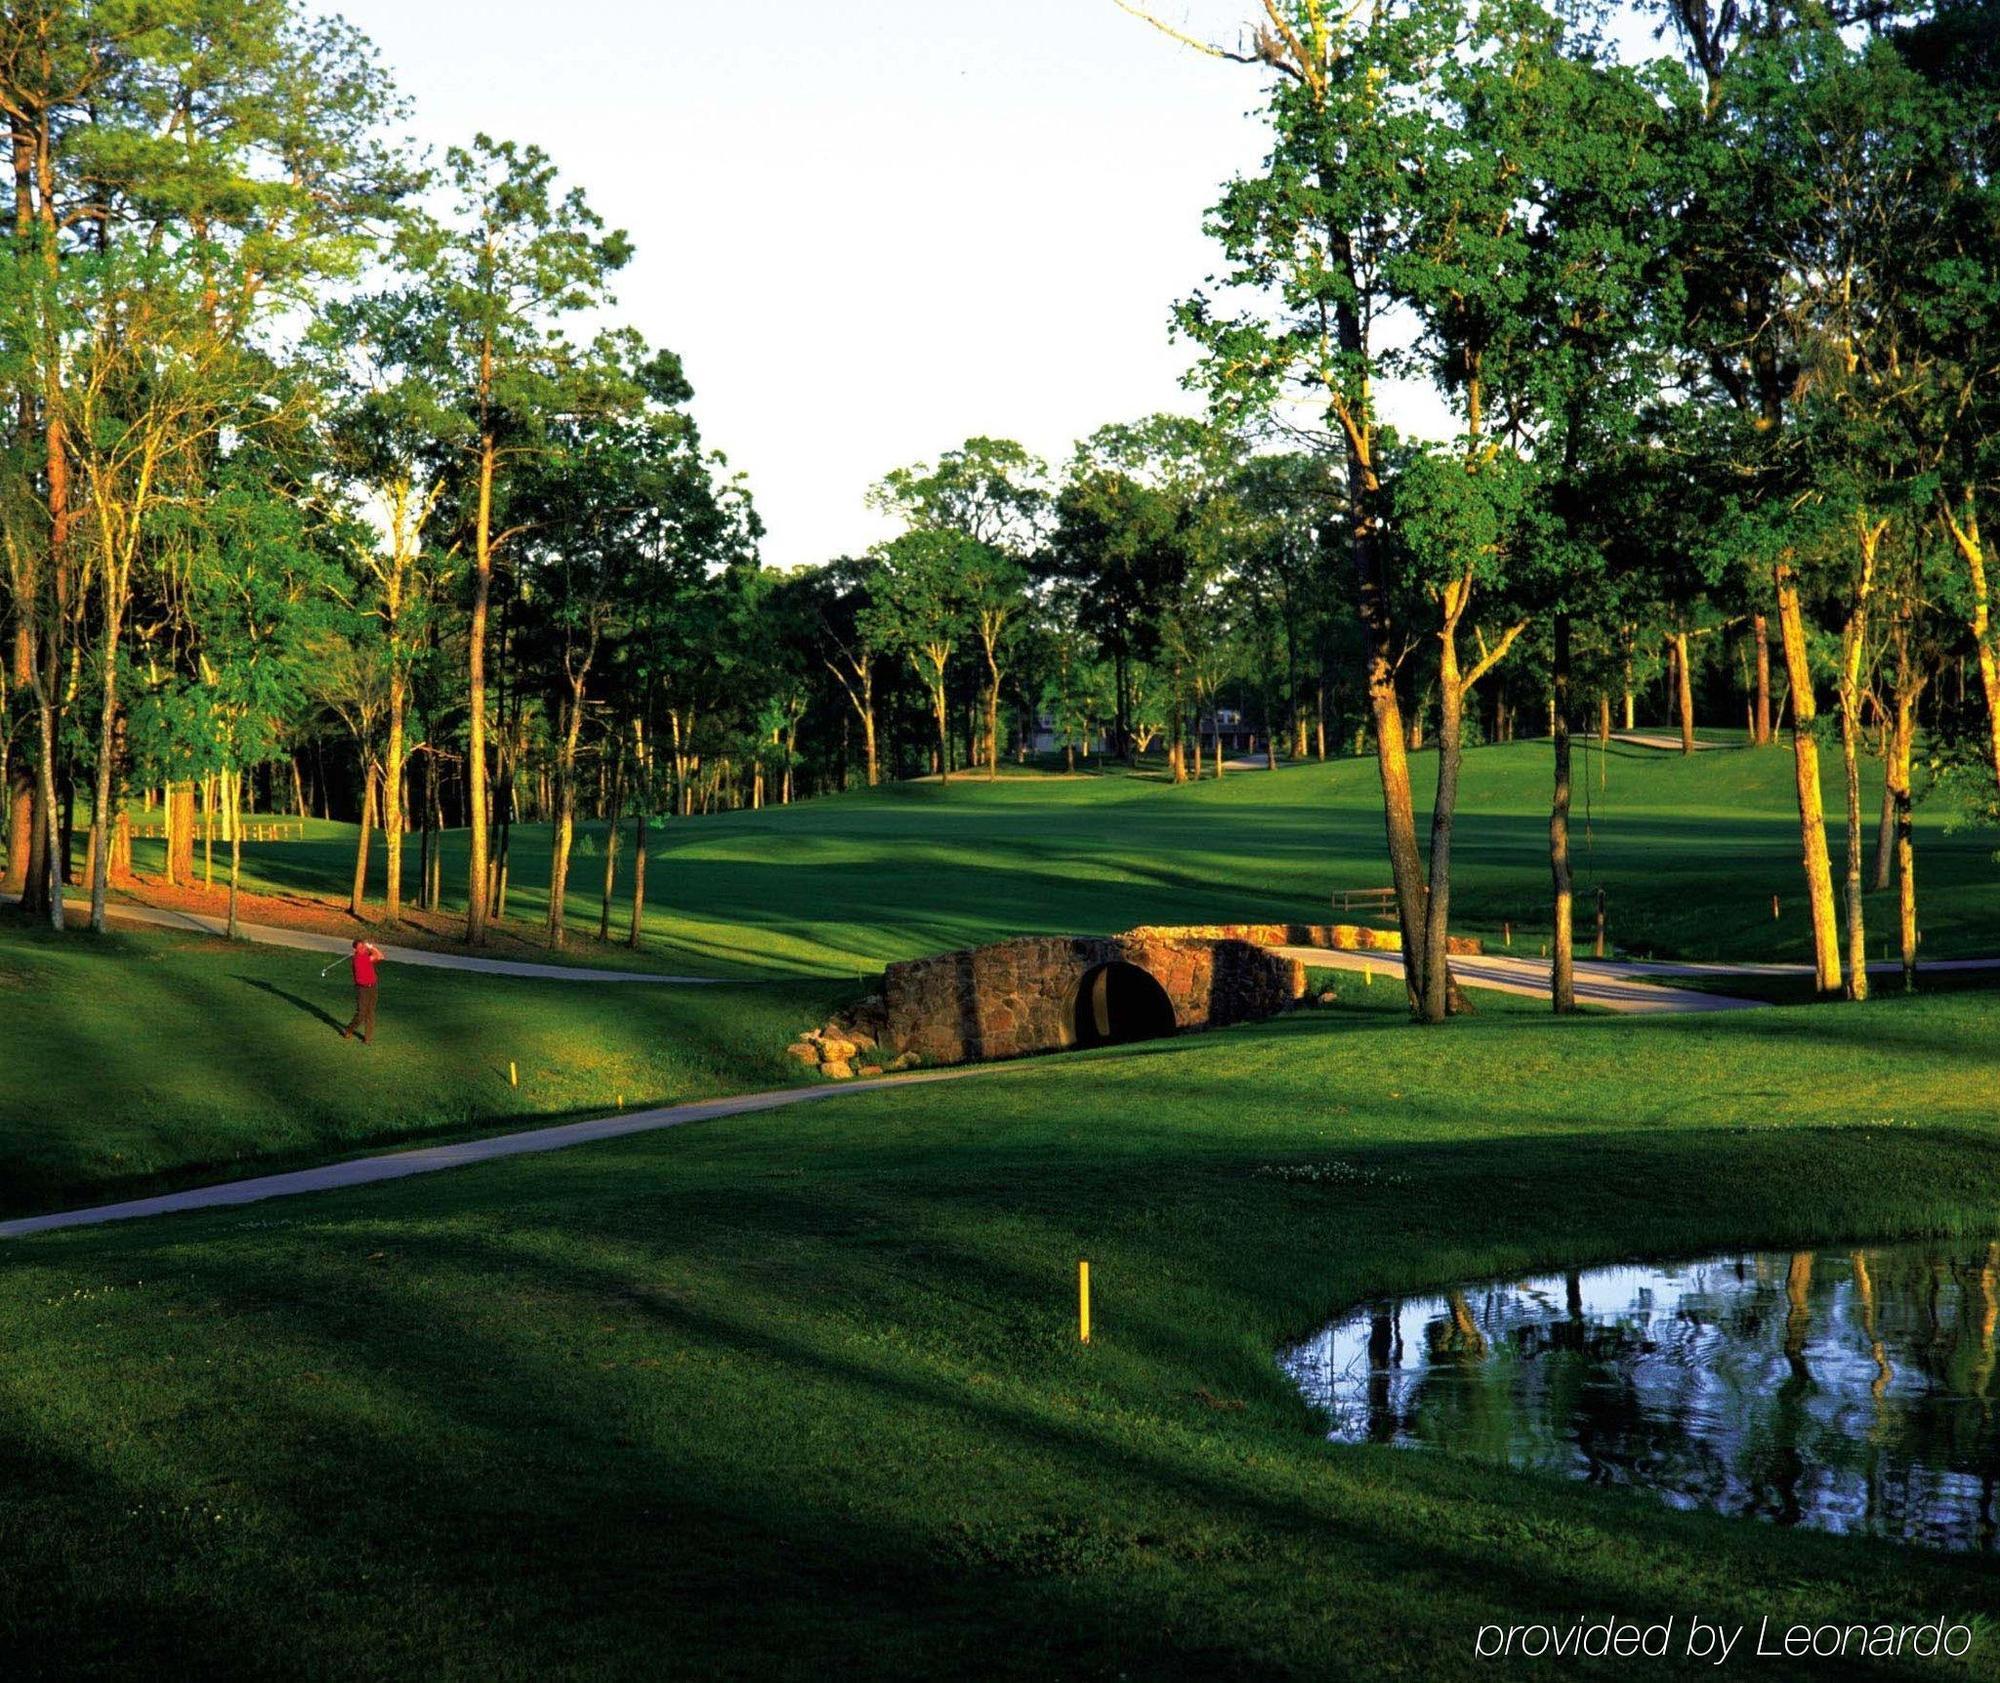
[1363, 963, 1372, 987]
[1079, 1260, 1091, 1344]
[509, 1061, 518, 1088]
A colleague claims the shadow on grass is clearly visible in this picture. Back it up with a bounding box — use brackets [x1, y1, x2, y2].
[236, 975, 345, 1035]
[7, 1108, 1997, 1679]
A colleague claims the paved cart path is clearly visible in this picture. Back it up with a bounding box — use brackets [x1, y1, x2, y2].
[1607, 732, 1729, 751]
[1278, 946, 1770, 1013]
[1279, 946, 2000, 1012]
[0, 1065, 999, 1239]
[11, 892, 1997, 1240]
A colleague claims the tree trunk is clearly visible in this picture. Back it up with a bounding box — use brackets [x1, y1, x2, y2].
[1672, 630, 1695, 755]
[1420, 641, 1466, 1025]
[1871, 746, 1895, 894]
[86, 585, 126, 933]
[349, 760, 375, 920]
[1550, 613, 1575, 1013]
[548, 686, 585, 949]
[493, 756, 514, 922]
[32, 675, 60, 929]
[1836, 526, 1880, 1003]
[1941, 498, 2000, 798]
[1349, 545, 1427, 1014]
[384, 666, 407, 922]
[599, 748, 623, 942]
[464, 433, 496, 944]
[1890, 684, 1919, 992]
[984, 646, 1001, 781]
[166, 782, 195, 887]
[933, 681, 950, 787]
[1838, 695, 1868, 1003]
[1753, 612, 1772, 746]
[1774, 559, 1843, 995]
[629, 816, 648, 952]
[426, 755, 444, 912]
[226, 767, 243, 940]
[5, 622, 31, 894]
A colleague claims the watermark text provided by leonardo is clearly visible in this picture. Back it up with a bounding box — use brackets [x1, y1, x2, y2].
[1474, 1615, 1975, 1664]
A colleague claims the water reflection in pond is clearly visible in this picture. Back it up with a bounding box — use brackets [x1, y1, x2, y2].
[1281, 1242, 2000, 1551]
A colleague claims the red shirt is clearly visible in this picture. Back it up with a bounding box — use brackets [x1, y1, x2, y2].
[351, 945, 381, 987]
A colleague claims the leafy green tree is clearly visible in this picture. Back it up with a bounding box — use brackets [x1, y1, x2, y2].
[1049, 415, 1241, 778]
[865, 529, 975, 784]
[389, 134, 632, 943]
[0, 0, 402, 927]
[869, 439, 1046, 777]
[316, 283, 464, 923]
[1134, 0, 1675, 1017]
[517, 339, 743, 946]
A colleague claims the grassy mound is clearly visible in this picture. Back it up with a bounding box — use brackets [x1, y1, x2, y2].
[110, 741, 1999, 975]
[1, 993, 1997, 1678]
[0, 921, 844, 1216]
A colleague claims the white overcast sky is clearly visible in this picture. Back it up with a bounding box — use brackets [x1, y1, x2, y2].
[333, 1, 1658, 566]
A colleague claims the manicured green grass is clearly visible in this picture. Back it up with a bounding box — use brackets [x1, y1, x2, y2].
[0, 921, 844, 1217]
[116, 741, 1998, 975]
[2, 993, 1998, 1678]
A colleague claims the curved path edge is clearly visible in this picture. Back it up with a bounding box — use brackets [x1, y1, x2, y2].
[0, 1066, 997, 1241]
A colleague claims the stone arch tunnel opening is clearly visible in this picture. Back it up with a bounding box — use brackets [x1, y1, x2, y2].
[1072, 962, 1178, 1049]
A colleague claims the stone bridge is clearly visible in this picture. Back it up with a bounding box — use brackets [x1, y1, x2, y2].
[874, 934, 1307, 1068]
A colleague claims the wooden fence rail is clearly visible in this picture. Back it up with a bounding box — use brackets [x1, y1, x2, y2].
[1329, 886, 1398, 915]
[125, 820, 307, 843]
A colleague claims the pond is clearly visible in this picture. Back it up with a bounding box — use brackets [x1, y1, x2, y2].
[1281, 1242, 2000, 1552]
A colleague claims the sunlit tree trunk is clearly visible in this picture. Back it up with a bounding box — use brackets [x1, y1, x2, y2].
[1774, 558, 1842, 995]
[1835, 520, 1880, 1003]
[4, 622, 30, 894]
[1421, 627, 1467, 1025]
[1837, 702, 1868, 1003]
[1550, 613, 1574, 1013]
[465, 432, 496, 945]
[1940, 495, 2000, 799]
[226, 767, 243, 940]
[85, 574, 128, 933]
[931, 683, 949, 786]
[1353, 542, 1426, 1010]
[1885, 620, 1926, 992]
[1752, 612, 1773, 746]
[980, 616, 1003, 780]
[32, 669, 59, 928]
[547, 679, 587, 949]
[349, 762, 376, 920]
[1670, 629, 1694, 755]
[628, 720, 649, 949]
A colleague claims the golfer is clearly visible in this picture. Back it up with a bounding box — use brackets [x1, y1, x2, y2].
[343, 938, 385, 1044]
